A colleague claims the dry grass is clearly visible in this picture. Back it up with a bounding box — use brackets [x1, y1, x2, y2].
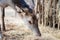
[1, 22, 60, 40]
[39, 24, 60, 40]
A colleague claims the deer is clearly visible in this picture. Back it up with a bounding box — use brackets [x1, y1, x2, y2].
[0, 0, 41, 36]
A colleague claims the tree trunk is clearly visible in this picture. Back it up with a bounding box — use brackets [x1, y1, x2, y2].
[1, 8, 5, 31]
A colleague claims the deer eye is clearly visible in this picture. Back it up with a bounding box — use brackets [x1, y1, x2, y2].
[29, 21, 32, 24]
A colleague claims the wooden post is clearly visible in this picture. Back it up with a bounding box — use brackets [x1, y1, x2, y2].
[42, 0, 44, 26]
[44, 0, 46, 26]
[58, 22, 59, 30]
[57, 2, 60, 30]
[57, 0, 60, 30]
[52, 0, 56, 29]
[1, 8, 5, 31]
[38, 0, 42, 24]
[49, 0, 52, 27]
[53, 15, 55, 28]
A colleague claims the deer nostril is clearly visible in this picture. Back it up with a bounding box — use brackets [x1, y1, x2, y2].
[29, 21, 32, 24]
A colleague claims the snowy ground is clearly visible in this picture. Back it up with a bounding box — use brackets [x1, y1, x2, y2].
[0, 7, 60, 40]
